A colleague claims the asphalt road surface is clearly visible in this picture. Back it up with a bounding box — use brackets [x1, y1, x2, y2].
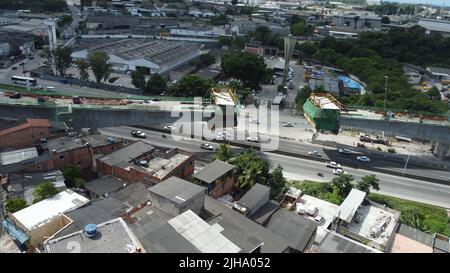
[98, 126, 450, 208]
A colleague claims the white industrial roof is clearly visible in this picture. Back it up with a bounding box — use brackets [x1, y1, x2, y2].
[338, 189, 366, 223]
[168, 210, 241, 253]
[0, 147, 38, 166]
[314, 95, 340, 110]
[212, 89, 235, 106]
[12, 189, 90, 231]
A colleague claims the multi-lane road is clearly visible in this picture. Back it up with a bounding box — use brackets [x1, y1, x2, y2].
[98, 126, 450, 208]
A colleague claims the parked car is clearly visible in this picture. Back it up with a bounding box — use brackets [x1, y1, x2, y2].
[314, 215, 325, 225]
[326, 161, 342, 169]
[308, 151, 321, 157]
[246, 136, 260, 142]
[356, 156, 371, 162]
[131, 130, 146, 138]
[354, 213, 364, 223]
[333, 168, 346, 175]
[200, 143, 214, 150]
[72, 96, 82, 104]
[338, 148, 352, 155]
[10, 92, 21, 99]
[163, 125, 174, 131]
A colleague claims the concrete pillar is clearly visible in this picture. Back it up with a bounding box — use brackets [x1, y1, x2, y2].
[434, 142, 450, 160]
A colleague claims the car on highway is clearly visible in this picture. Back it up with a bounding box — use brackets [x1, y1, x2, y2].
[308, 151, 321, 157]
[11, 66, 17, 70]
[326, 161, 342, 169]
[10, 92, 21, 99]
[333, 168, 346, 175]
[200, 143, 214, 150]
[282, 122, 294, 127]
[131, 130, 146, 138]
[247, 136, 260, 142]
[356, 156, 371, 162]
[338, 148, 352, 155]
[47, 86, 56, 92]
[163, 125, 174, 131]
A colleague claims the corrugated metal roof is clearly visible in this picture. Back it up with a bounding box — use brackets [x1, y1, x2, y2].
[338, 189, 366, 223]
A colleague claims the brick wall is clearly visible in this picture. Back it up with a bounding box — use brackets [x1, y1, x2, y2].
[0, 126, 50, 150]
[51, 147, 92, 171]
[91, 142, 124, 155]
[208, 175, 234, 199]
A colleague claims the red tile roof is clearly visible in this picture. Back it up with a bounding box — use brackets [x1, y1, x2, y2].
[0, 119, 51, 136]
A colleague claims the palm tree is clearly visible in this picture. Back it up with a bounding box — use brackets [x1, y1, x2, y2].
[236, 161, 267, 190]
[213, 144, 234, 162]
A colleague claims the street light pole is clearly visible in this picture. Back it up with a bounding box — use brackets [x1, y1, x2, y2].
[402, 141, 412, 175]
[384, 75, 388, 112]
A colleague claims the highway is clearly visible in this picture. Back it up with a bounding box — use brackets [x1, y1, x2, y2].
[98, 126, 450, 208]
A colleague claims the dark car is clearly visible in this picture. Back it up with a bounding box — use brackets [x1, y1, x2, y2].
[37, 97, 46, 103]
[10, 92, 21, 99]
[72, 96, 82, 104]
[11, 66, 17, 70]
[59, 79, 69, 84]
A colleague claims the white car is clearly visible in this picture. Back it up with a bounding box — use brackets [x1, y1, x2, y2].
[338, 148, 352, 155]
[357, 156, 371, 162]
[333, 168, 346, 175]
[46, 86, 56, 92]
[163, 125, 174, 131]
[282, 122, 294, 127]
[308, 151, 321, 157]
[200, 143, 214, 150]
[246, 136, 259, 142]
[326, 161, 342, 169]
[250, 119, 260, 124]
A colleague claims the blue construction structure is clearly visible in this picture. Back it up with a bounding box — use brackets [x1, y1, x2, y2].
[337, 75, 363, 95]
[2, 219, 29, 246]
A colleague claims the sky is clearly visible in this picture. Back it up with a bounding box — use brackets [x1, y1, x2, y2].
[383, 0, 449, 7]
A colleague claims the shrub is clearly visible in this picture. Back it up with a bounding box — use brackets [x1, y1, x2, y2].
[387, 148, 396, 153]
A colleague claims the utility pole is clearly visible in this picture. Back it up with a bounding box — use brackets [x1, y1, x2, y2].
[384, 75, 389, 112]
[402, 141, 412, 175]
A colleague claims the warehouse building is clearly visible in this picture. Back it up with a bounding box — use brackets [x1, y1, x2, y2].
[71, 38, 201, 75]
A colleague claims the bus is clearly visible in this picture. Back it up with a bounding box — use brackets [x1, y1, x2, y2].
[11, 76, 37, 86]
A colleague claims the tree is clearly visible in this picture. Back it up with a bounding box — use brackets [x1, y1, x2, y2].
[231, 0, 238, 5]
[63, 165, 82, 188]
[34, 35, 46, 49]
[57, 14, 73, 29]
[295, 86, 312, 107]
[74, 178, 86, 188]
[428, 86, 441, 100]
[213, 144, 234, 162]
[228, 149, 269, 191]
[356, 175, 380, 194]
[146, 73, 167, 94]
[131, 68, 147, 90]
[33, 181, 59, 203]
[53, 47, 72, 77]
[221, 52, 268, 88]
[268, 165, 287, 200]
[291, 21, 312, 36]
[172, 75, 213, 97]
[88, 52, 112, 83]
[381, 16, 390, 25]
[211, 14, 229, 25]
[75, 60, 90, 83]
[199, 53, 215, 67]
[4, 198, 27, 213]
[331, 174, 354, 199]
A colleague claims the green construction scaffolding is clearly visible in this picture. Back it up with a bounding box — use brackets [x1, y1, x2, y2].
[303, 93, 341, 134]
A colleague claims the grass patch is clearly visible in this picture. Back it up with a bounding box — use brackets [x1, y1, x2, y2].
[289, 180, 450, 236]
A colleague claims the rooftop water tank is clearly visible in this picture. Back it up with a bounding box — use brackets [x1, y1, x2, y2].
[84, 224, 97, 238]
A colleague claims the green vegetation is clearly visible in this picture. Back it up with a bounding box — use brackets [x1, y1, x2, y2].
[57, 14, 73, 29]
[33, 181, 59, 203]
[368, 193, 450, 236]
[171, 74, 213, 97]
[295, 86, 312, 107]
[146, 73, 167, 95]
[301, 26, 450, 115]
[291, 20, 312, 36]
[131, 68, 147, 91]
[53, 47, 73, 77]
[63, 165, 82, 188]
[221, 51, 271, 89]
[247, 26, 283, 49]
[88, 52, 112, 83]
[210, 14, 229, 25]
[199, 53, 216, 68]
[214, 148, 287, 197]
[0, 0, 68, 13]
[4, 198, 27, 213]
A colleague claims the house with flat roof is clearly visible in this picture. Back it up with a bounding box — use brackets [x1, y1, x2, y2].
[42, 218, 145, 253]
[5, 170, 66, 205]
[233, 183, 270, 218]
[10, 189, 90, 246]
[80, 134, 124, 156]
[96, 141, 194, 185]
[45, 136, 93, 171]
[193, 159, 235, 199]
[149, 176, 206, 216]
[203, 195, 291, 253]
[266, 209, 319, 252]
[85, 175, 128, 199]
[0, 147, 53, 174]
[311, 230, 381, 253]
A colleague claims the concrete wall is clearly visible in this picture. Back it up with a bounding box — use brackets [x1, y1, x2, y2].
[341, 117, 450, 144]
[150, 191, 205, 217]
